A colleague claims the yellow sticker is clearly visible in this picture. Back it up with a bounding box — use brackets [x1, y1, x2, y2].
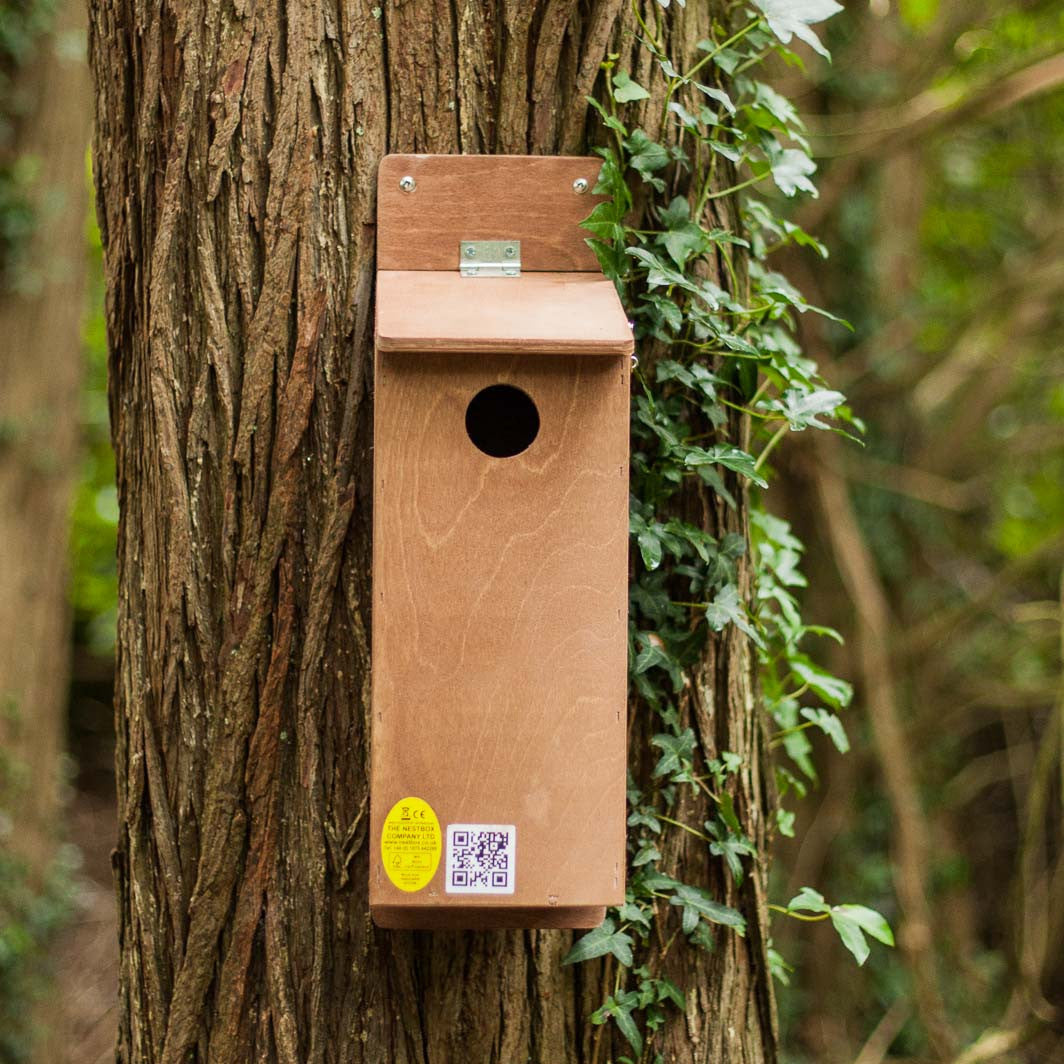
[381, 796, 442, 893]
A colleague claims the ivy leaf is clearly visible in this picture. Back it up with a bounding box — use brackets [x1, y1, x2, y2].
[790, 657, 853, 707]
[661, 221, 707, 267]
[651, 729, 695, 778]
[632, 842, 661, 867]
[786, 886, 829, 914]
[706, 819, 755, 884]
[625, 129, 670, 184]
[586, 95, 629, 136]
[627, 247, 695, 292]
[751, 81, 801, 129]
[800, 707, 849, 753]
[563, 918, 635, 965]
[695, 83, 737, 115]
[830, 906, 894, 967]
[683, 444, 769, 488]
[752, 0, 844, 59]
[768, 147, 818, 198]
[637, 527, 664, 570]
[776, 808, 796, 837]
[765, 388, 846, 431]
[670, 883, 746, 932]
[613, 70, 651, 103]
[611, 1003, 643, 1055]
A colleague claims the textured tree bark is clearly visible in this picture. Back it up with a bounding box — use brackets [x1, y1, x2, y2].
[88, 1, 777, 1060]
[0, 0, 88, 884]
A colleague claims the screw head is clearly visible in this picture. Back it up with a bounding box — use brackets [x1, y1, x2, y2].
[398, 175, 416, 192]
[465, 245, 477, 258]
[504, 245, 517, 258]
[573, 177, 589, 194]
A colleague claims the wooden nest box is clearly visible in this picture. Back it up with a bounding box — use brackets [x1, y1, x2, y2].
[370, 154, 632, 930]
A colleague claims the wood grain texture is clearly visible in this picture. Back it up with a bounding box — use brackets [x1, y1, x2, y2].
[378, 154, 607, 272]
[376, 271, 634, 355]
[370, 351, 630, 927]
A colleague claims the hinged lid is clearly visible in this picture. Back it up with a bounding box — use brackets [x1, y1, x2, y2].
[376, 272, 633, 356]
[376, 153, 632, 357]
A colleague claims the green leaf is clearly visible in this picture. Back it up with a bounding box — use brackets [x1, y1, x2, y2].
[612, 1004, 643, 1055]
[786, 886, 829, 914]
[800, 707, 849, 753]
[651, 729, 695, 778]
[768, 147, 818, 198]
[613, 70, 651, 103]
[670, 883, 746, 932]
[657, 978, 685, 1009]
[661, 222, 707, 268]
[625, 129, 670, 183]
[637, 528, 664, 570]
[586, 95, 629, 135]
[632, 843, 661, 867]
[704, 585, 764, 648]
[683, 444, 769, 488]
[752, 0, 844, 59]
[563, 918, 635, 965]
[830, 908, 871, 965]
[834, 904, 895, 947]
[695, 83, 737, 115]
[706, 820, 755, 884]
[790, 658, 853, 707]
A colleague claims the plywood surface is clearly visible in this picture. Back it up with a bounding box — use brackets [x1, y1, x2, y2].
[377, 154, 607, 272]
[370, 351, 630, 927]
[375, 271, 634, 355]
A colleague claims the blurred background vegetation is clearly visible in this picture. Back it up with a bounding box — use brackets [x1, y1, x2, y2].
[1, 0, 1062, 1061]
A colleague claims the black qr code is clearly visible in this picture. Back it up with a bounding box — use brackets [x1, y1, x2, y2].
[445, 824, 516, 895]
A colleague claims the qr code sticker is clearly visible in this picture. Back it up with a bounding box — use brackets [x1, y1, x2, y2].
[445, 824, 516, 894]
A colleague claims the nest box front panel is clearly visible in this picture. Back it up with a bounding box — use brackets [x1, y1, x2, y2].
[370, 351, 629, 927]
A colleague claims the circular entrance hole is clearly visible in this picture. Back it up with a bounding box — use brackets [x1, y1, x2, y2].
[465, 384, 540, 458]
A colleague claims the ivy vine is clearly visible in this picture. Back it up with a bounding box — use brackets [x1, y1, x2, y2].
[564, 1, 894, 1058]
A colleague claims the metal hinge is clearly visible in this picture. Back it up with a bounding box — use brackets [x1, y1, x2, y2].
[459, 240, 521, 277]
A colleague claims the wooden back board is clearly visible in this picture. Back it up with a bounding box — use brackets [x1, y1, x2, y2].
[377, 154, 607, 272]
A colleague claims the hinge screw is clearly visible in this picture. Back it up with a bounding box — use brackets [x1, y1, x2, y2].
[573, 177, 589, 194]
[465, 245, 477, 258]
[504, 245, 517, 258]
[398, 175, 416, 193]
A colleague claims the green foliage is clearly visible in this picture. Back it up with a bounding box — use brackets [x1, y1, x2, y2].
[568, 0, 892, 1053]
[0, 845, 77, 1063]
[0, 0, 56, 283]
[70, 171, 117, 656]
[773, 4, 1064, 1058]
[773, 887, 894, 967]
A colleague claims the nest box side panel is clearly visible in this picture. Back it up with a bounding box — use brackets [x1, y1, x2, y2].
[370, 351, 629, 925]
[377, 154, 607, 272]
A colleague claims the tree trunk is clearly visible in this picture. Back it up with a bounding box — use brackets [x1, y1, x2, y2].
[0, 0, 88, 893]
[88, 2, 777, 1061]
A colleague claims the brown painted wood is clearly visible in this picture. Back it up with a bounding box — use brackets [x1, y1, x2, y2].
[377, 154, 607, 272]
[372, 906, 606, 931]
[376, 271, 634, 355]
[370, 350, 630, 928]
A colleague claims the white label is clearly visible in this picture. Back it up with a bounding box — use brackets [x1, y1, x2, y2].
[445, 823, 516, 894]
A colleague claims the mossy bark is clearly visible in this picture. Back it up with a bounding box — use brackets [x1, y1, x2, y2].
[89, 1, 777, 1060]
